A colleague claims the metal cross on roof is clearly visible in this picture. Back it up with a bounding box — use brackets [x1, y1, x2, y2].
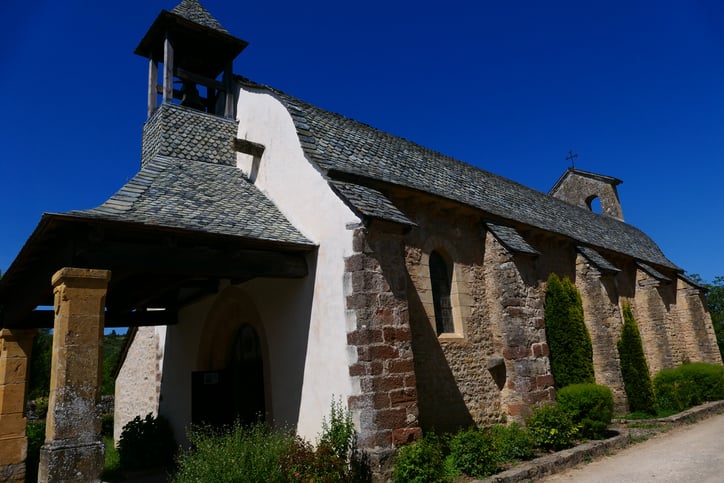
[566, 149, 579, 169]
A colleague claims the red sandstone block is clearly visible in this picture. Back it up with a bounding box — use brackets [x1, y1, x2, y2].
[374, 375, 405, 392]
[507, 403, 525, 416]
[370, 361, 384, 375]
[368, 345, 399, 360]
[389, 388, 417, 406]
[387, 358, 414, 374]
[534, 318, 546, 329]
[502, 347, 528, 359]
[348, 395, 369, 410]
[382, 327, 411, 343]
[349, 363, 366, 377]
[374, 408, 407, 428]
[392, 427, 422, 447]
[403, 374, 417, 388]
[347, 328, 384, 346]
[376, 308, 395, 326]
[373, 393, 391, 410]
[536, 374, 555, 388]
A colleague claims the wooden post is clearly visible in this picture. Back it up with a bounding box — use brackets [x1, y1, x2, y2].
[224, 62, 234, 118]
[38, 268, 110, 483]
[163, 34, 174, 104]
[0, 329, 35, 482]
[148, 57, 158, 117]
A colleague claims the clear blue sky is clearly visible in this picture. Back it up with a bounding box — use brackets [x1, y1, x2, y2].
[1, 0, 723, 282]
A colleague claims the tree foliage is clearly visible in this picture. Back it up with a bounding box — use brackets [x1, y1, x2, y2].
[28, 330, 127, 399]
[544, 273, 594, 388]
[617, 303, 656, 414]
[704, 276, 724, 361]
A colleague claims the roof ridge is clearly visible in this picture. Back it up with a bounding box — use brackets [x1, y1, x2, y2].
[171, 0, 229, 34]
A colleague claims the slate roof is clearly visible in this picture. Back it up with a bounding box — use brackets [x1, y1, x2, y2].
[171, 0, 229, 34]
[241, 79, 679, 271]
[577, 246, 621, 274]
[637, 262, 672, 282]
[68, 156, 312, 246]
[485, 222, 540, 256]
[328, 181, 415, 227]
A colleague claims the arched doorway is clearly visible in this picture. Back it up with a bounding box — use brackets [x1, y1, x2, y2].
[228, 324, 266, 425]
[193, 288, 270, 427]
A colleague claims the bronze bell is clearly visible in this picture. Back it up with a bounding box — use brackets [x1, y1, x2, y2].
[181, 82, 205, 111]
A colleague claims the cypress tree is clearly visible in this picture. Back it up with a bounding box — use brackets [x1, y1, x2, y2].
[617, 303, 656, 414]
[544, 273, 595, 388]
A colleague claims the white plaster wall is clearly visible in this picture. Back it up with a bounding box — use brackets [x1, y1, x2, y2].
[157, 297, 212, 445]
[236, 85, 361, 440]
[114, 325, 166, 444]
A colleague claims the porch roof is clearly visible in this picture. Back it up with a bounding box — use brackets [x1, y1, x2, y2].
[0, 157, 314, 330]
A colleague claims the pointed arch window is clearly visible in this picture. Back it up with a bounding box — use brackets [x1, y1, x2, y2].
[429, 250, 454, 335]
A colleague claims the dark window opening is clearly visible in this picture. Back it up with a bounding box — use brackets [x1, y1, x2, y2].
[430, 250, 454, 335]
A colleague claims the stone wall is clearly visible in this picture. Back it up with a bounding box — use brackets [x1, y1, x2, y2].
[404, 205, 501, 432]
[633, 268, 676, 375]
[114, 326, 165, 443]
[674, 278, 723, 365]
[483, 232, 556, 422]
[345, 226, 421, 471]
[575, 254, 628, 412]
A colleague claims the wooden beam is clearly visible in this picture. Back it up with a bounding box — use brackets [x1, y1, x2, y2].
[77, 245, 308, 279]
[173, 66, 225, 91]
[163, 35, 174, 103]
[233, 138, 266, 158]
[223, 62, 234, 118]
[148, 58, 158, 117]
[20, 309, 177, 329]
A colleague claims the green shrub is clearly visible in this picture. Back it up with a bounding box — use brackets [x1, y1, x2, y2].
[281, 436, 352, 482]
[25, 420, 45, 483]
[527, 404, 578, 451]
[447, 428, 499, 478]
[545, 273, 595, 388]
[319, 397, 355, 462]
[490, 423, 533, 461]
[617, 303, 656, 414]
[557, 383, 613, 439]
[101, 413, 114, 438]
[118, 413, 176, 471]
[175, 421, 292, 483]
[654, 362, 724, 413]
[393, 434, 446, 483]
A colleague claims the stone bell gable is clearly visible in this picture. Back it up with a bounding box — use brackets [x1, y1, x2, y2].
[550, 168, 625, 221]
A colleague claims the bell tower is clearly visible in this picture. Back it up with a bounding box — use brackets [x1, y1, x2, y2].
[550, 168, 625, 221]
[135, 0, 247, 167]
[135, 0, 247, 118]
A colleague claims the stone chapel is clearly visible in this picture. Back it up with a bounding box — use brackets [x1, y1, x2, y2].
[0, 1, 721, 480]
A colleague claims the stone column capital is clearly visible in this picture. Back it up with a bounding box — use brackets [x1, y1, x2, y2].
[51, 268, 111, 288]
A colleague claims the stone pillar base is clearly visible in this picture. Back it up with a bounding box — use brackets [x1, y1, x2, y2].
[0, 461, 25, 482]
[38, 441, 104, 483]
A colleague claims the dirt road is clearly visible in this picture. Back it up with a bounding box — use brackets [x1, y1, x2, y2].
[540, 412, 724, 482]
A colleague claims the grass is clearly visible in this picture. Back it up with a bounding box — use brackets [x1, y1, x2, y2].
[102, 436, 124, 482]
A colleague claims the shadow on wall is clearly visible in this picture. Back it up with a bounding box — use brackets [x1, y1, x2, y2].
[157, 251, 318, 441]
[405, 271, 474, 433]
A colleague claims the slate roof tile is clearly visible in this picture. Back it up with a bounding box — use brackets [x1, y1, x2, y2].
[485, 222, 540, 256]
[577, 246, 621, 273]
[329, 181, 415, 226]
[171, 0, 229, 34]
[68, 156, 312, 246]
[239, 78, 679, 271]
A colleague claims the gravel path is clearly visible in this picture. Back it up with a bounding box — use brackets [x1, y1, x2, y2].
[539, 412, 724, 482]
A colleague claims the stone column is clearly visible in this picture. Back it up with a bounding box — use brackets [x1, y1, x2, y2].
[38, 268, 110, 483]
[0, 328, 35, 482]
